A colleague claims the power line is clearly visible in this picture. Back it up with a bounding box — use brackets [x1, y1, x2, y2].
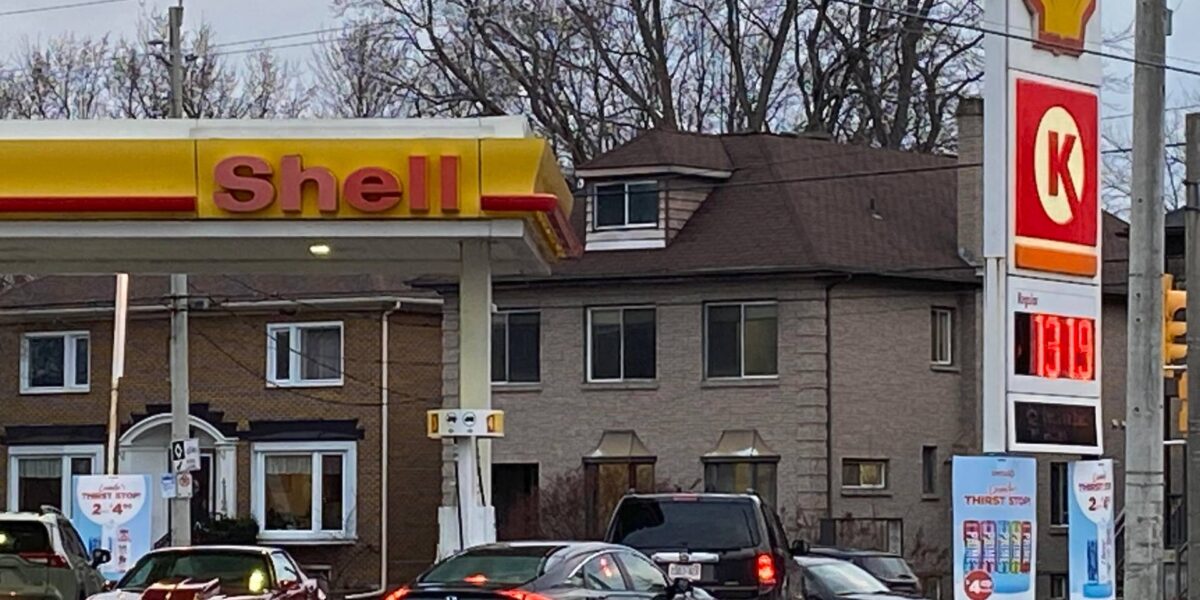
[1104, 103, 1200, 121]
[828, 0, 1200, 79]
[0, 0, 129, 17]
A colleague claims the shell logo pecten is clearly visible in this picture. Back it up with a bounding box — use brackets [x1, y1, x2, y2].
[1023, 0, 1097, 55]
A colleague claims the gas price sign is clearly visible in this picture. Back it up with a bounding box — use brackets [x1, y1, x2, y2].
[1013, 312, 1095, 381]
[1007, 276, 1102, 454]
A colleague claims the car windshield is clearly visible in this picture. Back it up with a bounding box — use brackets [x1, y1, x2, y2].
[0, 522, 51, 554]
[809, 562, 890, 595]
[116, 550, 273, 594]
[860, 556, 914, 580]
[419, 546, 561, 587]
[609, 499, 759, 550]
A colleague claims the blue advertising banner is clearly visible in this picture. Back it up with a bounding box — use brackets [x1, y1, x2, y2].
[1068, 460, 1115, 600]
[71, 475, 153, 580]
[953, 456, 1037, 600]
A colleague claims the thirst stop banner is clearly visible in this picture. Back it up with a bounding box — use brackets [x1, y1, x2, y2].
[1068, 460, 1115, 600]
[71, 474, 152, 580]
[953, 456, 1037, 600]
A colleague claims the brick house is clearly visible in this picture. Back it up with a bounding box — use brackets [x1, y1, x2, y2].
[0, 275, 444, 592]
[436, 102, 1131, 599]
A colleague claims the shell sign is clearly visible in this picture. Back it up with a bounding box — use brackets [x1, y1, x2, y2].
[1013, 77, 1099, 277]
[1023, 0, 1097, 55]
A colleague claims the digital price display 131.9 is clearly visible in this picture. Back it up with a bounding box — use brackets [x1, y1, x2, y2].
[1013, 312, 1096, 381]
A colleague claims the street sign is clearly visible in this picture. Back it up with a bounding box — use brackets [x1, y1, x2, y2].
[159, 474, 177, 499]
[170, 439, 200, 473]
[175, 473, 194, 499]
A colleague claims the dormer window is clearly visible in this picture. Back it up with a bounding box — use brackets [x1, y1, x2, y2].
[594, 182, 658, 229]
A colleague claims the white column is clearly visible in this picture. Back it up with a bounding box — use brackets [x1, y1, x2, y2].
[438, 240, 495, 557]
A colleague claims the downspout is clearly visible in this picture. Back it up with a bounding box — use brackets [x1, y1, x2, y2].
[347, 300, 402, 600]
[824, 275, 852, 523]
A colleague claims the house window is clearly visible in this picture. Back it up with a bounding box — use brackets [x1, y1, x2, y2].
[1050, 462, 1068, 526]
[1049, 573, 1067, 599]
[705, 302, 778, 378]
[492, 311, 540, 384]
[842, 459, 888, 490]
[704, 461, 778, 506]
[594, 182, 658, 229]
[266, 322, 343, 387]
[587, 307, 656, 381]
[931, 308, 954, 366]
[20, 331, 90, 394]
[585, 460, 656, 538]
[5, 445, 103, 517]
[922, 446, 938, 496]
[251, 441, 357, 541]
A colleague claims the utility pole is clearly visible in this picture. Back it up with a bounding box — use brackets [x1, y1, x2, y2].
[1125, 0, 1168, 596]
[167, 2, 191, 548]
[1186, 111, 1200, 599]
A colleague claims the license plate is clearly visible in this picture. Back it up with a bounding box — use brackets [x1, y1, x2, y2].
[667, 563, 702, 581]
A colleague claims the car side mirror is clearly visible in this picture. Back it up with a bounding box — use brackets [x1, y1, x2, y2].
[279, 580, 301, 592]
[790, 540, 809, 556]
[102, 580, 117, 592]
[91, 548, 112, 568]
[669, 578, 692, 598]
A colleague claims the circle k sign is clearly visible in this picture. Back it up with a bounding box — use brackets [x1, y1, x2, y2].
[1013, 77, 1099, 278]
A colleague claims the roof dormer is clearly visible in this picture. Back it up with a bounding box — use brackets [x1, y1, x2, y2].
[576, 131, 733, 252]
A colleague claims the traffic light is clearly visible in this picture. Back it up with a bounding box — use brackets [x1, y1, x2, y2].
[1163, 274, 1187, 368]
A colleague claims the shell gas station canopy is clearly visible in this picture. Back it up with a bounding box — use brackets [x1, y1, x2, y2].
[0, 117, 579, 275]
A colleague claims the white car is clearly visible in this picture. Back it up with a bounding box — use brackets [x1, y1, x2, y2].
[0, 506, 111, 600]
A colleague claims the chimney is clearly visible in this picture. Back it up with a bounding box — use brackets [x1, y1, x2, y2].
[956, 97, 984, 265]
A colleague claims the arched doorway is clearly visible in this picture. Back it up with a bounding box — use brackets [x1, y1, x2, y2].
[119, 415, 238, 545]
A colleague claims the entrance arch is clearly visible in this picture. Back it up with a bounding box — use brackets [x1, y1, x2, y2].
[119, 414, 238, 544]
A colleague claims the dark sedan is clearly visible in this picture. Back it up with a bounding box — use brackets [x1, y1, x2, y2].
[806, 547, 921, 597]
[387, 542, 704, 600]
[795, 556, 918, 600]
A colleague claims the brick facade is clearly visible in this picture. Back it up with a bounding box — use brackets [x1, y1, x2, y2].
[0, 305, 443, 592]
[438, 277, 1129, 600]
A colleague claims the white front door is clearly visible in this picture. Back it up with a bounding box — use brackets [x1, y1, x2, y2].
[118, 447, 168, 546]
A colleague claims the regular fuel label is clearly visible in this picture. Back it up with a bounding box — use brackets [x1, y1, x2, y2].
[953, 456, 1037, 600]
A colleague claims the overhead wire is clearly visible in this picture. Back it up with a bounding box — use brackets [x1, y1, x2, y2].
[0, 0, 128, 17]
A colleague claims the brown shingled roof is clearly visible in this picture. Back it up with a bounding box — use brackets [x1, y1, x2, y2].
[545, 130, 1129, 286]
[577, 129, 734, 172]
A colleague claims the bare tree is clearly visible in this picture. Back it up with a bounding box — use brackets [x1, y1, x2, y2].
[312, 19, 417, 117]
[1, 14, 309, 121]
[341, 0, 981, 163]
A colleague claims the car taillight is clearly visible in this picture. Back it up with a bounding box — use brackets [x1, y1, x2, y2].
[19, 552, 69, 568]
[499, 589, 550, 600]
[756, 553, 777, 587]
[383, 587, 410, 600]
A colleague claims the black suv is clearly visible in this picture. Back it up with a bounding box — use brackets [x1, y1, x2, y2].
[806, 547, 921, 597]
[604, 494, 804, 600]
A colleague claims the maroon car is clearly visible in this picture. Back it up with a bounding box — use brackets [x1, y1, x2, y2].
[87, 545, 323, 600]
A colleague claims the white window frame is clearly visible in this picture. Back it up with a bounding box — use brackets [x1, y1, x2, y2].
[492, 310, 541, 385]
[931, 308, 955, 366]
[6, 444, 104, 517]
[703, 301, 779, 380]
[20, 331, 91, 394]
[841, 458, 888, 490]
[586, 306, 657, 383]
[251, 441, 357, 543]
[593, 181, 659, 231]
[265, 322, 345, 388]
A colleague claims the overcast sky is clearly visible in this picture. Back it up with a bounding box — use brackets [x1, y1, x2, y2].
[0, 0, 1196, 127]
